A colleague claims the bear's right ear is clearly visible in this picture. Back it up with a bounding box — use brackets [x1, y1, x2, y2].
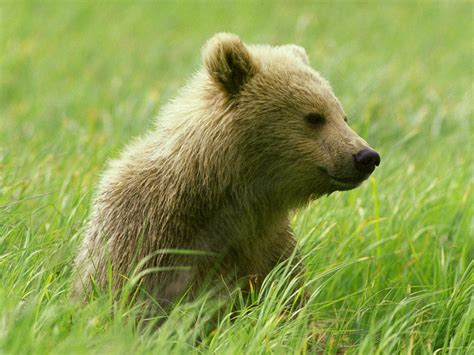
[202, 33, 258, 95]
[284, 44, 310, 65]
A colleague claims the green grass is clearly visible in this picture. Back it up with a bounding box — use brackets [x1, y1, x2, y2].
[1, 1, 473, 353]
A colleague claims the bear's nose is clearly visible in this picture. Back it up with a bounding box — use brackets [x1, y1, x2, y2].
[353, 148, 381, 174]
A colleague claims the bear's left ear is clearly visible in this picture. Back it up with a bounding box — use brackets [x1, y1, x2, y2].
[202, 33, 258, 95]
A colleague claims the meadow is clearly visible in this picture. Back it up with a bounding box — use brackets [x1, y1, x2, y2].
[1, 1, 472, 353]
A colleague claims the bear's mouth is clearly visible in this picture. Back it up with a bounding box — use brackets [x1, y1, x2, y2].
[329, 174, 365, 185]
[318, 167, 368, 188]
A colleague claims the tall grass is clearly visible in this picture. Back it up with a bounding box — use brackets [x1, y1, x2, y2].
[1, 1, 472, 353]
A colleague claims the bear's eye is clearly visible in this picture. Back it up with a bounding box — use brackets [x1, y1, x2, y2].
[305, 113, 325, 125]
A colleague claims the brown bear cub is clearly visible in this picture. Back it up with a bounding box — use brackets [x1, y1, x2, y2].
[72, 33, 380, 312]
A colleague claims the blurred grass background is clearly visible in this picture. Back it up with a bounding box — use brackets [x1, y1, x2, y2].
[1, 1, 473, 353]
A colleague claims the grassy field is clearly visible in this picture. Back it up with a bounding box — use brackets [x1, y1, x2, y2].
[1, 1, 473, 353]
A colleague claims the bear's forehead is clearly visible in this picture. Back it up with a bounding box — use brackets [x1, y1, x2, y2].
[245, 45, 344, 117]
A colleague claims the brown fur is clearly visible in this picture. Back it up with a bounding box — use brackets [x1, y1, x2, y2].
[72, 33, 377, 311]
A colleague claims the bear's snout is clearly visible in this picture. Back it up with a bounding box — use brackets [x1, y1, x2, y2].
[353, 148, 381, 175]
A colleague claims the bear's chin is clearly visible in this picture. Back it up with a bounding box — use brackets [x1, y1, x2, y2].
[333, 182, 362, 192]
[316, 168, 368, 193]
[305, 180, 360, 200]
[328, 177, 365, 192]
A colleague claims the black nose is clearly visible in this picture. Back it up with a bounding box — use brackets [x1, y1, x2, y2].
[353, 148, 381, 174]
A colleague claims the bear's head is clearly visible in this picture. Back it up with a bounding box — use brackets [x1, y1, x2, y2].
[202, 33, 380, 204]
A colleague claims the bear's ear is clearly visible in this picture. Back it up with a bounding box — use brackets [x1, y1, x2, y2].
[202, 33, 258, 95]
[284, 44, 310, 65]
